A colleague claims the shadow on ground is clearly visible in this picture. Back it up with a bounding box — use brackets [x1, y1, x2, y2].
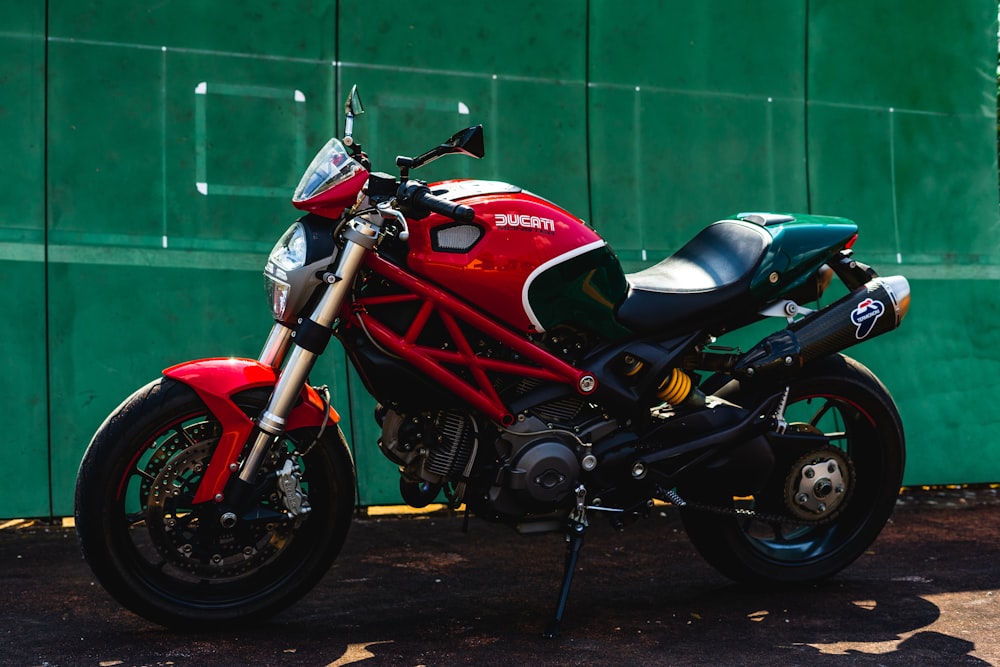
[3, 488, 999, 666]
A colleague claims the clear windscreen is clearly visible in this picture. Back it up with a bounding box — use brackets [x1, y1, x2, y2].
[293, 138, 365, 202]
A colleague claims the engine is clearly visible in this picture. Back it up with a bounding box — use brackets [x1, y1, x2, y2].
[378, 392, 613, 519]
[378, 408, 479, 507]
[484, 416, 582, 517]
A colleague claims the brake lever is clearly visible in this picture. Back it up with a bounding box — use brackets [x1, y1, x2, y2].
[376, 201, 410, 241]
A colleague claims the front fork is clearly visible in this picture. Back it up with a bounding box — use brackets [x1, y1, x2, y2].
[228, 213, 381, 503]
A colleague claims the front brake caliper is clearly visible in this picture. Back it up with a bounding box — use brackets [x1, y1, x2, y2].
[276, 459, 311, 517]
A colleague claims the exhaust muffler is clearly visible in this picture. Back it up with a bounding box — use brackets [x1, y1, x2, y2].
[735, 275, 911, 379]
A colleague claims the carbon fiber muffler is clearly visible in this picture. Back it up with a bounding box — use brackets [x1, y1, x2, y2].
[734, 275, 910, 379]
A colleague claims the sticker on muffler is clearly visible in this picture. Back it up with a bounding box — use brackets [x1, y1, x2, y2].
[851, 298, 885, 339]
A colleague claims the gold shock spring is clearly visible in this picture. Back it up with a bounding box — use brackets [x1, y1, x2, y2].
[657, 368, 692, 405]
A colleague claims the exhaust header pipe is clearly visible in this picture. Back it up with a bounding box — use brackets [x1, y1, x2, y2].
[735, 275, 910, 379]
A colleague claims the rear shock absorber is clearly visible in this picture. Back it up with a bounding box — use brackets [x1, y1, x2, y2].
[656, 368, 705, 407]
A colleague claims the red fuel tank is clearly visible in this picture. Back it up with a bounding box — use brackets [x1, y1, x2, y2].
[403, 180, 629, 338]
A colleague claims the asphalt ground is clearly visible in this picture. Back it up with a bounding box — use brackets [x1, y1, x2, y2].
[3, 488, 1000, 667]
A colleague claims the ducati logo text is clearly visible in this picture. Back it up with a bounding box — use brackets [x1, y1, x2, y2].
[850, 298, 885, 339]
[494, 213, 556, 234]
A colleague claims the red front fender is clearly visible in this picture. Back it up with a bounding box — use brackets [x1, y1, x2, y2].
[163, 357, 340, 504]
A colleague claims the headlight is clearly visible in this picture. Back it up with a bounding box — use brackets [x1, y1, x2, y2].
[264, 222, 308, 321]
[262, 217, 337, 324]
[269, 222, 308, 272]
[264, 276, 292, 321]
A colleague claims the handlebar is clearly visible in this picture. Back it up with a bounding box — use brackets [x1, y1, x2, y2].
[397, 181, 475, 223]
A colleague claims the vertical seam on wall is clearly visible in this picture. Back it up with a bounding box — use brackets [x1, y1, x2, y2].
[43, 0, 54, 518]
[803, 0, 812, 213]
[584, 0, 593, 225]
[333, 1, 361, 508]
[334, 0, 341, 131]
[160, 47, 168, 247]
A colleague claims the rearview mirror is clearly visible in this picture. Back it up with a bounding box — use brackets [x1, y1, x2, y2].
[343, 85, 364, 143]
[396, 125, 486, 174]
[345, 85, 364, 117]
[444, 125, 485, 159]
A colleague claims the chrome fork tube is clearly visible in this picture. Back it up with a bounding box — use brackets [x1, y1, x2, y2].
[237, 214, 381, 485]
[258, 323, 293, 369]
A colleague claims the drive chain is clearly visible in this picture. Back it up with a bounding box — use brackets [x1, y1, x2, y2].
[659, 487, 836, 527]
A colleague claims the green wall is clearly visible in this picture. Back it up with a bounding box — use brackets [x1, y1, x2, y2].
[1, 1, 996, 517]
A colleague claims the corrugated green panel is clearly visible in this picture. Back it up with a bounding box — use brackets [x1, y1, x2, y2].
[339, 367, 396, 506]
[46, 41, 334, 249]
[337, 0, 588, 221]
[0, 4, 48, 518]
[808, 0, 997, 115]
[47, 0, 338, 250]
[46, 42, 165, 243]
[807, 0, 1000, 486]
[0, 260, 49, 518]
[0, 5, 46, 236]
[47, 263, 268, 516]
[589, 87, 809, 271]
[589, 0, 806, 96]
[49, 0, 337, 61]
[807, 3, 999, 262]
[339, 68, 589, 219]
[338, 0, 585, 79]
[806, 105, 898, 255]
[847, 279, 1000, 486]
[481, 77, 590, 214]
[588, 0, 808, 271]
[892, 111, 999, 260]
[165, 52, 335, 244]
[338, 71, 497, 181]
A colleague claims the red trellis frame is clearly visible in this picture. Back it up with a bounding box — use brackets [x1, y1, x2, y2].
[343, 253, 596, 426]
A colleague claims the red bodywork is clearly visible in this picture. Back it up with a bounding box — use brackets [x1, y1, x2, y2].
[406, 180, 605, 333]
[291, 167, 369, 218]
[336, 179, 609, 425]
[163, 358, 340, 504]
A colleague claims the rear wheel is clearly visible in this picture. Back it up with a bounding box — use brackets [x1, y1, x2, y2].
[679, 354, 904, 584]
[75, 377, 356, 628]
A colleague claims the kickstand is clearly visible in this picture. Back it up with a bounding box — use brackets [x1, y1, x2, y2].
[543, 485, 589, 639]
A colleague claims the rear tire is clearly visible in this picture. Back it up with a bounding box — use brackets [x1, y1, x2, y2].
[679, 354, 904, 584]
[75, 377, 356, 628]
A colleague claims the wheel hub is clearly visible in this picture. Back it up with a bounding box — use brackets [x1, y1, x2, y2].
[144, 434, 296, 579]
[785, 445, 852, 520]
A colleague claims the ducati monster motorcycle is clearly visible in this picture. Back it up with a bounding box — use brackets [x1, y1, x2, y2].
[75, 87, 910, 636]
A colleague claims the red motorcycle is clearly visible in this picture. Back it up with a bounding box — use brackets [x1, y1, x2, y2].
[75, 87, 910, 636]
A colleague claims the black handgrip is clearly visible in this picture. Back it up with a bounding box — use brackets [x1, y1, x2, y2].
[398, 181, 475, 222]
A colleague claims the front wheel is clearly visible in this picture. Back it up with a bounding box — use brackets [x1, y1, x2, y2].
[74, 377, 356, 628]
[679, 354, 905, 584]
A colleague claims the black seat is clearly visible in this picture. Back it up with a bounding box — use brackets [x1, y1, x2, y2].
[616, 220, 771, 334]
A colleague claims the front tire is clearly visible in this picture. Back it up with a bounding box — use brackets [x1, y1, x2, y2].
[75, 377, 356, 628]
[679, 354, 905, 584]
